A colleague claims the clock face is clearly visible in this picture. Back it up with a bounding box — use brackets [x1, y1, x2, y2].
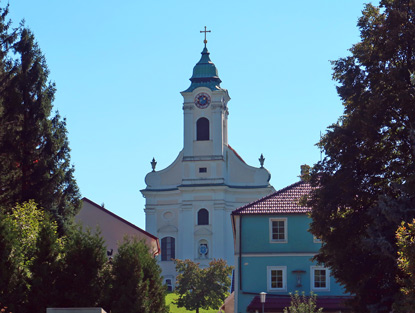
[194, 93, 211, 109]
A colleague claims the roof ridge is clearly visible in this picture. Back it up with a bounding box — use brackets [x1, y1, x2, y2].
[81, 197, 158, 240]
[232, 180, 307, 215]
[227, 144, 246, 164]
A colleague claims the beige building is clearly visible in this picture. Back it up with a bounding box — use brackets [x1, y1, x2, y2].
[76, 197, 160, 257]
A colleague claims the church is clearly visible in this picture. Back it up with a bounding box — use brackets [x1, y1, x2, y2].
[141, 29, 275, 288]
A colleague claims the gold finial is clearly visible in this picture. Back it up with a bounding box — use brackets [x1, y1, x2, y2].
[200, 26, 211, 45]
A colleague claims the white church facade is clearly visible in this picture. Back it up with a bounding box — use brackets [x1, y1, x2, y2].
[141, 34, 274, 288]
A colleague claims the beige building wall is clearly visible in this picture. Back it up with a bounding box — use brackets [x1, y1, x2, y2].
[76, 198, 160, 256]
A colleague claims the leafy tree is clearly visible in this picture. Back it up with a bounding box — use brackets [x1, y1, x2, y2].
[309, 1, 415, 312]
[0, 201, 111, 313]
[175, 259, 233, 313]
[25, 211, 62, 313]
[299, 164, 311, 182]
[0, 207, 25, 311]
[0, 2, 80, 233]
[283, 291, 323, 313]
[395, 219, 415, 312]
[0, 201, 60, 312]
[106, 237, 168, 313]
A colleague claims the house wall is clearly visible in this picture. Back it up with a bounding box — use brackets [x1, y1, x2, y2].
[234, 214, 348, 313]
[241, 215, 318, 253]
[76, 200, 159, 256]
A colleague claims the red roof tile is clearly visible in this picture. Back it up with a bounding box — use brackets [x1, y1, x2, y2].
[232, 180, 312, 215]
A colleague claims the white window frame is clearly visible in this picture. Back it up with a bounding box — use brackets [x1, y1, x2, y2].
[310, 266, 330, 291]
[267, 266, 287, 292]
[269, 218, 287, 243]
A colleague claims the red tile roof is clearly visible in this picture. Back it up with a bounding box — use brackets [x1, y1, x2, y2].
[232, 180, 312, 215]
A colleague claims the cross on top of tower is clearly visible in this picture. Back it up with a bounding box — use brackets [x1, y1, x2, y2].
[200, 26, 211, 46]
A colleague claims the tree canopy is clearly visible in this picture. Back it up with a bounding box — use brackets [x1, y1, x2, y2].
[105, 237, 168, 313]
[174, 259, 233, 313]
[309, 0, 415, 312]
[395, 219, 415, 312]
[0, 2, 81, 233]
[0, 201, 109, 313]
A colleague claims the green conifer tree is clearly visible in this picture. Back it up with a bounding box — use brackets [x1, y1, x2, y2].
[0, 3, 81, 232]
[107, 237, 168, 313]
[55, 226, 108, 307]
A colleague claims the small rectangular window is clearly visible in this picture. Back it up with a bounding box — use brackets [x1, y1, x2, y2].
[311, 266, 330, 291]
[267, 266, 287, 291]
[271, 269, 283, 288]
[199, 167, 207, 173]
[269, 218, 287, 243]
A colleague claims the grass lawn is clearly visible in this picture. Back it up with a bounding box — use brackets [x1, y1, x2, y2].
[165, 292, 218, 313]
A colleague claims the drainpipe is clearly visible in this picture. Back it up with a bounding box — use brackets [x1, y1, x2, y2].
[239, 214, 242, 291]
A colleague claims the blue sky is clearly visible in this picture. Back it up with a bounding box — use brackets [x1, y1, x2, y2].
[7, 0, 379, 229]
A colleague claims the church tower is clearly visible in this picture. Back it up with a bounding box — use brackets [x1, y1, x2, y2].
[141, 31, 274, 289]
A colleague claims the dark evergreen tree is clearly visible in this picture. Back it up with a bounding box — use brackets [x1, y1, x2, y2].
[106, 237, 168, 313]
[309, 1, 415, 312]
[0, 3, 80, 232]
[0, 3, 16, 98]
[55, 226, 108, 307]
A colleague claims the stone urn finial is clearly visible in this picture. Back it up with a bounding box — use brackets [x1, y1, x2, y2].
[259, 154, 265, 168]
[151, 157, 157, 172]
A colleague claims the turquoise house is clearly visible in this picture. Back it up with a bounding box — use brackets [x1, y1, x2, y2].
[231, 180, 351, 313]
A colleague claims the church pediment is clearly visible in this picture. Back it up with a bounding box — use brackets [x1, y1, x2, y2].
[194, 227, 212, 236]
[158, 225, 178, 233]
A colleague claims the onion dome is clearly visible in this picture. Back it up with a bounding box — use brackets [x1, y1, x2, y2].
[184, 45, 222, 92]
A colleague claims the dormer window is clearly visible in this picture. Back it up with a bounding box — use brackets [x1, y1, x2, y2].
[196, 117, 209, 141]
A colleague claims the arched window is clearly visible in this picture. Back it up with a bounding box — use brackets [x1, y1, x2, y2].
[161, 237, 175, 261]
[196, 118, 209, 141]
[198, 208, 209, 225]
